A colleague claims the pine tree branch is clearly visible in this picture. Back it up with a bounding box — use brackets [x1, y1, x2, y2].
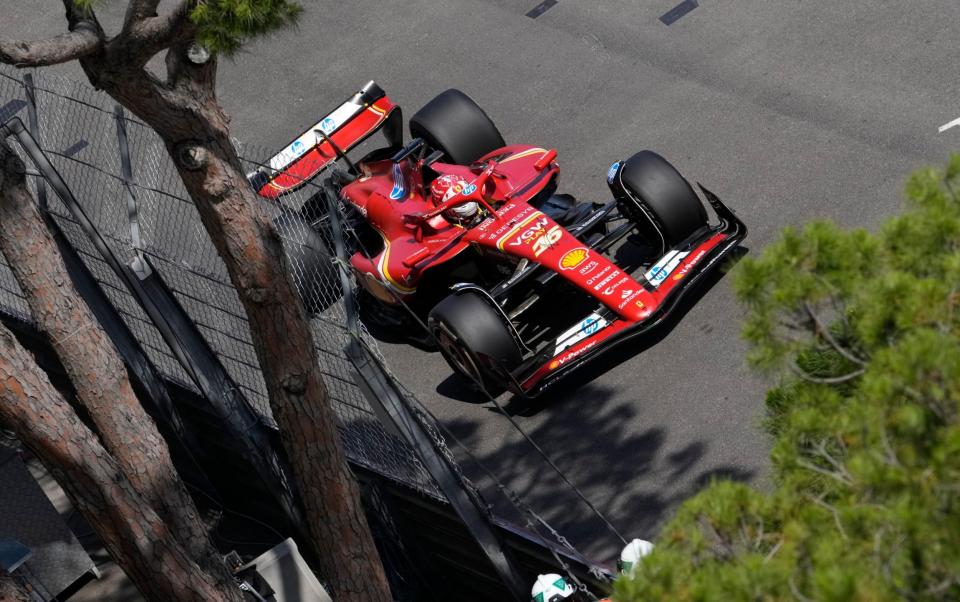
[789, 361, 865, 385]
[763, 537, 783, 563]
[803, 301, 868, 366]
[808, 494, 848, 541]
[0, 22, 101, 67]
[788, 577, 814, 602]
[795, 457, 853, 486]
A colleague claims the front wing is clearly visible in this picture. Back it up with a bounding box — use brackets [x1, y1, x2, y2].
[496, 186, 747, 398]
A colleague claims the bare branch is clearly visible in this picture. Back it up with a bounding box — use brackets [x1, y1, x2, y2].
[795, 458, 853, 486]
[0, 22, 101, 67]
[924, 578, 958, 596]
[788, 577, 814, 602]
[763, 537, 783, 563]
[878, 428, 903, 469]
[804, 301, 868, 366]
[124, 1, 195, 60]
[124, 0, 163, 31]
[789, 361, 865, 385]
[812, 439, 849, 475]
[808, 494, 848, 541]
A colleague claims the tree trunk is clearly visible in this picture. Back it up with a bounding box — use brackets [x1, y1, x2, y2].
[0, 322, 231, 602]
[0, 141, 241, 602]
[0, 3, 393, 597]
[81, 50, 392, 601]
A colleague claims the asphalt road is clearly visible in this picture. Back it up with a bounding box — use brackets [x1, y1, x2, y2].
[5, 0, 960, 565]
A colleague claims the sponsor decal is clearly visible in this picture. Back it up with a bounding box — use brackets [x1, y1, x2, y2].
[644, 250, 689, 287]
[594, 269, 622, 292]
[635, 299, 645, 309]
[602, 277, 628, 296]
[389, 163, 407, 201]
[496, 211, 544, 249]
[532, 225, 563, 257]
[607, 161, 620, 184]
[587, 265, 612, 286]
[553, 314, 608, 355]
[266, 96, 367, 172]
[550, 341, 598, 370]
[579, 260, 599, 276]
[559, 248, 589, 270]
[481, 205, 535, 237]
[462, 183, 477, 195]
[508, 217, 549, 247]
[476, 217, 495, 232]
[619, 289, 644, 309]
[620, 289, 634, 299]
[672, 249, 708, 281]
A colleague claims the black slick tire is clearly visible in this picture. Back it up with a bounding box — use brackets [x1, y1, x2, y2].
[428, 291, 521, 394]
[611, 151, 708, 248]
[410, 89, 506, 165]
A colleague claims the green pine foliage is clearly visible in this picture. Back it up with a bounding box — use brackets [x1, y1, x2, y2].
[189, 0, 302, 55]
[72, 1, 303, 55]
[614, 156, 960, 601]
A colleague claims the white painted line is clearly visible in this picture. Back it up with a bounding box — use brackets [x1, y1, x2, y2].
[938, 117, 960, 133]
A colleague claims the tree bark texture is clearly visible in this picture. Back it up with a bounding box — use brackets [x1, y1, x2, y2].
[0, 140, 241, 601]
[0, 3, 393, 598]
[87, 46, 393, 602]
[0, 322, 230, 602]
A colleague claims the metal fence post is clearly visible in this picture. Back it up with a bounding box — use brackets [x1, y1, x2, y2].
[112, 105, 151, 278]
[20, 73, 46, 210]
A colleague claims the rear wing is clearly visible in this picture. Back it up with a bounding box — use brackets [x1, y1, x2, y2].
[248, 81, 399, 199]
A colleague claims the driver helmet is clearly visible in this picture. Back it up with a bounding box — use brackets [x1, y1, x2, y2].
[429, 173, 479, 220]
[617, 538, 654, 576]
[531, 573, 574, 602]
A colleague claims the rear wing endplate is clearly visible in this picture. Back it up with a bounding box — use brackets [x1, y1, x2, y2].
[248, 81, 398, 199]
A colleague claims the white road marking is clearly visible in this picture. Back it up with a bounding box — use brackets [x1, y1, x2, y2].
[938, 117, 960, 133]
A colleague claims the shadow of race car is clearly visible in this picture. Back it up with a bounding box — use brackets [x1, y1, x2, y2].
[249, 83, 747, 398]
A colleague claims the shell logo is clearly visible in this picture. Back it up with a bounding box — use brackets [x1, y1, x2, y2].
[559, 247, 589, 270]
[549, 359, 560, 370]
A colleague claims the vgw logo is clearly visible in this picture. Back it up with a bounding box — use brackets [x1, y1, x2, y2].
[509, 219, 563, 257]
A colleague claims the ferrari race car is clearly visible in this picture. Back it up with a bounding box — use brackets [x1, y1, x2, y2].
[249, 83, 747, 397]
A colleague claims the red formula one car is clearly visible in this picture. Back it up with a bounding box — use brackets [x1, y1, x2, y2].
[249, 83, 747, 397]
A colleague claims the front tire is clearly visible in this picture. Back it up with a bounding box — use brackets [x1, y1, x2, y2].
[609, 151, 709, 249]
[428, 291, 522, 394]
[410, 89, 506, 165]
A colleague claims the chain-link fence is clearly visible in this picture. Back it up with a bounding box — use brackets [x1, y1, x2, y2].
[0, 65, 442, 500]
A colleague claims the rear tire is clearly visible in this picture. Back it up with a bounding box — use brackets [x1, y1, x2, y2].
[610, 151, 708, 248]
[428, 291, 522, 394]
[273, 213, 341, 315]
[410, 89, 506, 165]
